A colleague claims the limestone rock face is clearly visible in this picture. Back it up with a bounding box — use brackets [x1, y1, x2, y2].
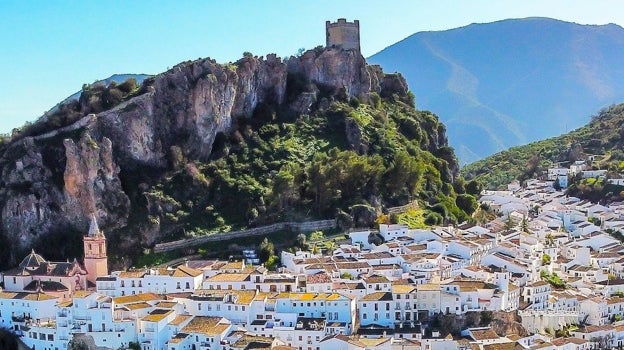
[0, 137, 62, 250]
[0, 47, 451, 267]
[287, 48, 379, 103]
[62, 133, 130, 229]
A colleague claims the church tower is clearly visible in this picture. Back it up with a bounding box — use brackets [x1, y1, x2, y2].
[83, 215, 108, 284]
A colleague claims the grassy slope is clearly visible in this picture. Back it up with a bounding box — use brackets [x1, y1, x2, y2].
[461, 104, 624, 189]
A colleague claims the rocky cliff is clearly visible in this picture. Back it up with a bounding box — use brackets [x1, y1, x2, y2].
[0, 47, 456, 269]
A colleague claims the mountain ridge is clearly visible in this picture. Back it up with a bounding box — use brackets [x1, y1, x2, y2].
[368, 17, 624, 164]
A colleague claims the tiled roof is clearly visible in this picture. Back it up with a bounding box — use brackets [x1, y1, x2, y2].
[307, 272, 332, 284]
[113, 292, 161, 304]
[181, 316, 230, 336]
[0, 291, 57, 301]
[142, 309, 174, 322]
[360, 292, 393, 301]
[172, 265, 202, 277]
[205, 273, 250, 282]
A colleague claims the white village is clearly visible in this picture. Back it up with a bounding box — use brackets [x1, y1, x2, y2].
[3, 157, 624, 350]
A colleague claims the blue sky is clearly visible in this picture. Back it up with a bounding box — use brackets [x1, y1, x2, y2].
[1, 0, 623, 133]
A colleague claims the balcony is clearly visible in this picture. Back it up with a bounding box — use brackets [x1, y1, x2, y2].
[11, 315, 28, 323]
[97, 286, 116, 291]
[74, 315, 91, 321]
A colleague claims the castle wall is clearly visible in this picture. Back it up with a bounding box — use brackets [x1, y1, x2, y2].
[326, 18, 360, 52]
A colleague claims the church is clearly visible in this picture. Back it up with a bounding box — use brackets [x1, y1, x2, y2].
[1, 215, 108, 299]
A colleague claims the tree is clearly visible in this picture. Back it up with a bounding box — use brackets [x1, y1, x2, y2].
[504, 215, 515, 232]
[0, 329, 18, 350]
[480, 311, 493, 326]
[553, 177, 562, 191]
[465, 180, 482, 197]
[542, 254, 551, 266]
[545, 233, 554, 246]
[309, 231, 324, 241]
[296, 233, 307, 248]
[265, 255, 279, 271]
[271, 167, 295, 210]
[341, 272, 353, 279]
[259, 238, 274, 263]
[456, 194, 478, 216]
[520, 215, 529, 232]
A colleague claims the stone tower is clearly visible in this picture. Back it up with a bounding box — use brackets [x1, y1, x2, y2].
[326, 18, 360, 52]
[83, 215, 108, 284]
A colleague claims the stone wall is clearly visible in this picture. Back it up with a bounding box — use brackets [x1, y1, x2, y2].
[153, 219, 336, 253]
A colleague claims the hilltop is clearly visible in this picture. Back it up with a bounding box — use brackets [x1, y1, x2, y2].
[0, 47, 472, 270]
[369, 17, 624, 164]
[461, 103, 624, 190]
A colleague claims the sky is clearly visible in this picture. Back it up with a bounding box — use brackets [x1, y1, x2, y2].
[1, 0, 623, 134]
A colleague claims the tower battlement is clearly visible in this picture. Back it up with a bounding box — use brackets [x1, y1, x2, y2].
[326, 18, 360, 52]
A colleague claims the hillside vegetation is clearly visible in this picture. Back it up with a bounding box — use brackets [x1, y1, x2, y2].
[144, 94, 473, 241]
[461, 103, 624, 190]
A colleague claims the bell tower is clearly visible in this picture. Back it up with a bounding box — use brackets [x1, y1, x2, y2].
[83, 215, 108, 284]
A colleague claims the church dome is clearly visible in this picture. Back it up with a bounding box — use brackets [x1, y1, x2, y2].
[19, 249, 47, 269]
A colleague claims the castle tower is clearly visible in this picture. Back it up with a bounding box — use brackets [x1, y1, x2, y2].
[326, 18, 360, 52]
[83, 215, 108, 284]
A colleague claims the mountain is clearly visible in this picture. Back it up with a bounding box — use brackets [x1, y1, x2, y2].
[0, 47, 469, 270]
[368, 17, 624, 164]
[461, 103, 624, 190]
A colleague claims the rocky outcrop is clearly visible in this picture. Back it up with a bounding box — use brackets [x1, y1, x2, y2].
[0, 47, 455, 268]
[344, 117, 368, 155]
[287, 48, 380, 102]
[350, 204, 378, 228]
[62, 132, 129, 229]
